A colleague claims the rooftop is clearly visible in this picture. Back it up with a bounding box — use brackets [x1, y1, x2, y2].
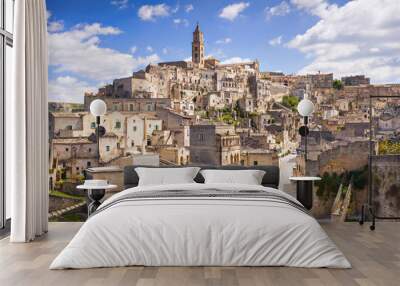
[51, 112, 84, 118]
[52, 137, 93, 144]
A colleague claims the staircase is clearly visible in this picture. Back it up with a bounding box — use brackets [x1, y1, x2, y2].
[331, 177, 353, 222]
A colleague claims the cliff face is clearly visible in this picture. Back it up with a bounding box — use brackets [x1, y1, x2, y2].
[372, 155, 400, 217]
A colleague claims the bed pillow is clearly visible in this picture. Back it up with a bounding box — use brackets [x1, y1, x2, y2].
[135, 167, 201, 186]
[200, 169, 266, 185]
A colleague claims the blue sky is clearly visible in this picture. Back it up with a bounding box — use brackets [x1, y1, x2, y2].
[46, 0, 400, 102]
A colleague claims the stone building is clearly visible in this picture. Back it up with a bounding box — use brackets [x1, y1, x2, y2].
[158, 146, 190, 165]
[192, 23, 205, 67]
[189, 124, 240, 165]
[240, 148, 279, 166]
[238, 94, 255, 113]
[378, 107, 400, 135]
[99, 132, 121, 163]
[84, 95, 171, 113]
[51, 137, 98, 178]
[49, 112, 84, 139]
[125, 114, 163, 154]
[156, 107, 193, 130]
[342, 75, 370, 86]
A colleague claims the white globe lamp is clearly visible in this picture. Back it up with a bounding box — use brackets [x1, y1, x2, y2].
[297, 99, 314, 117]
[90, 99, 107, 117]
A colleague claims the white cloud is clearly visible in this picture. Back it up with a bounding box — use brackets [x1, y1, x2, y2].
[269, 35, 283, 46]
[130, 46, 137, 54]
[146, 46, 153, 52]
[171, 4, 180, 13]
[288, 0, 400, 83]
[138, 4, 170, 21]
[216, 37, 232, 44]
[111, 0, 129, 9]
[48, 23, 160, 82]
[185, 4, 194, 13]
[48, 20, 64, 32]
[265, 1, 290, 20]
[220, 57, 252, 64]
[219, 2, 250, 21]
[48, 22, 164, 102]
[173, 18, 189, 26]
[291, 0, 337, 18]
[136, 54, 160, 66]
[47, 11, 64, 32]
[49, 76, 97, 103]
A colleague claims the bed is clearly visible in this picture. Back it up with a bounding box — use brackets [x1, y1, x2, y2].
[50, 165, 351, 269]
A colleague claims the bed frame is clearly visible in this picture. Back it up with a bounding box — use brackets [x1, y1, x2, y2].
[123, 165, 280, 190]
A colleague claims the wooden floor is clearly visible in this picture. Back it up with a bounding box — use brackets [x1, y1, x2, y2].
[0, 222, 399, 286]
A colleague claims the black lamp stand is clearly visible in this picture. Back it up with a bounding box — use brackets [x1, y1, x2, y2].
[96, 116, 101, 165]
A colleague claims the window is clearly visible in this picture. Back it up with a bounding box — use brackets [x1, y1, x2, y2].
[106, 146, 110, 152]
[65, 148, 69, 152]
[90, 122, 96, 129]
[117, 142, 120, 149]
[87, 161, 91, 167]
[253, 161, 258, 166]
[133, 126, 137, 132]
[1, 0, 14, 228]
[88, 148, 92, 153]
[131, 140, 135, 147]
[115, 121, 121, 129]
[129, 104, 134, 111]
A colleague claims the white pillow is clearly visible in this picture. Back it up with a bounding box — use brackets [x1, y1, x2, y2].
[135, 167, 200, 186]
[200, 169, 266, 185]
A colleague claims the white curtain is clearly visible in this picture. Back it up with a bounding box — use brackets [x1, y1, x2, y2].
[8, 0, 49, 242]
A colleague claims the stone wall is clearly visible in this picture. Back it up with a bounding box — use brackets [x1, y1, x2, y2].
[190, 125, 218, 165]
[372, 155, 400, 217]
[307, 140, 369, 176]
[49, 195, 82, 213]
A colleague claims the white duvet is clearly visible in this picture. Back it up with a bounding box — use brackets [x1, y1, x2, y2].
[50, 183, 351, 269]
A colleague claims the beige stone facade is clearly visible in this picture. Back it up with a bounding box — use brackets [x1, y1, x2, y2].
[240, 149, 279, 166]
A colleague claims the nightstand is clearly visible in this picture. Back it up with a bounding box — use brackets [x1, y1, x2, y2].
[289, 176, 321, 210]
[77, 180, 117, 216]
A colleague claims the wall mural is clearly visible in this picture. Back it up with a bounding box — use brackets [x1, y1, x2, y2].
[46, 0, 400, 222]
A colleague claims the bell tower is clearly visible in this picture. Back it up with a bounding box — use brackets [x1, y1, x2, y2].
[192, 23, 204, 67]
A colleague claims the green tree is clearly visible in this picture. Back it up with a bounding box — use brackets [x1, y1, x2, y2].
[379, 140, 400, 154]
[281, 95, 300, 111]
[333, 79, 343, 90]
